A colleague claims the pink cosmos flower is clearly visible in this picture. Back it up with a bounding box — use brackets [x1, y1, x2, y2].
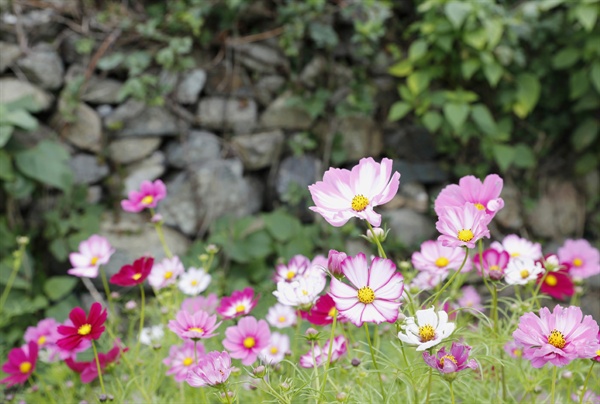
[473, 248, 509, 280]
[537, 269, 574, 301]
[222, 316, 270, 366]
[121, 179, 167, 213]
[274, 254, 327, 283]
[163, 340, 206, 382]
[266, 303, 297, 329]
[491, 234, 542, 262]
[68, 235, 115, 278]
[308, 157, 400, 227]
[436, 204, 491, 249]
[299, 335, 347, 368]
[423, 342, 478, 374]
[409, 271, 447, 292]
[65, 343, 127, 383]
[504, 257, 544, 285]
[594, 331, 600, 362]
[259, 332, 290, 365]
[503, 340, 524, 359]
[216, 287, 258, 320]
[24, 318, 60, 361]
[434, 174, 504, 217]
[557, 239, 600, 279]
[328, 249, 348, 277]
[52, 318, 92, 361]
[148, 256, 185, 290]
[457, 286, 484, 313]
[182, 294, 220, 315]
[412, 240, 473, 274]
[168, 310, 221, 340]
[57, 302, 107, 351]
[186, 351, 232, 387]
[513, 305, 600, 367]
[329, 253, 404, 327]
[0, 341, 38, 387]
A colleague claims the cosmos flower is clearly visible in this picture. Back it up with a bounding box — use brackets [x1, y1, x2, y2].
[412, 240, 473, 274]
[436, 204, 491, 249]
[110, 256, 154, 287]
[398, 307, 456, 351]
[0, 341, 38, 387]
[65, 343, 127, 383]
[557, 239, 600, 279]
[327, 249, 348, 277]
[490, 234, 542, 262]
[537, 269, 574, 301]
[168, 310, 221, 340]
[308, 157, 400, 227]
[222, 316, 270, 366]
[186, 351, 232, 388]
[216, 287, 258, 320]
[177, 267, 212, 296]
[148, 256, 185, 290]
[259, 332, 290, 365]
[121, 179, 167, 213]
[434, 174, 504, 217]
[503, 340, 525, 359]
[409, 271, 447, 292]
[457, 286, 484, 313]
[504, 257, 545, 285]
[265, 303, 297, 329]
[274, 254, 327, 283]
[299, 335, 347, 368]
[139, 325, 164, 346]
[300, 294, 345, 326]
[181, 294, 220, 315]
[24, 318, 61, 363]
[423, 342, 478, 375]
[163, 340, 206, 382]
[68, 235, 115, 278]
[57, 303, 107, 351]
[473, 248, 509, 281]
[273, 275, 326, 309]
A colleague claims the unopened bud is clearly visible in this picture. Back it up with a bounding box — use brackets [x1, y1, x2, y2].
[253, 365, 266, 378]
[151, 213, 163, 223]
[336, 392, 347, 402]
[351, 358, 361, 367]
[280, 381, 290, 391]
[17, 236, 30, 246]
[561, 370, 572, 379]
[110, 291, 120, 299]
[99, 394, 108, 402]
[398, 260, 412, 271]
[328, 249, 347, 276]
[206, 244, 219, 254]
[125, 300, 137, 310]
[366, 227, 386, 243]
[305, 328, 320, 341]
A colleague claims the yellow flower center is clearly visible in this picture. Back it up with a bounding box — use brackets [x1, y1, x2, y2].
[435, 257, 449, 268]
[286, 270, 295, 280]
[301, 289, 309, 296]
[547, 329, 566, 349]
[19, 361, 32, 374]
[489, 265, 500, 272]
[132, 273, 142, 281]
[270, 346, 279, 354]
[235, 304, 246, 313]
[520, 270, 530, 279]
[474, 203, 485, 210]
[596, 349, 600, 357]
[141, 195, 154, 205]
[183, 357, 194, 367]
[38, 335, 46, 345]
[457, 229, 474, 242]
[357, 286, 375, 304]
[440, 354, 458, 367]
[191, 280, 198, 286]
[189, 327, 204, 334]
[164, 271, 173, 279]
[278, 316, 287, 323]
[328, 307, 337, 318]
[573, 258, 583, 267]
[90, 256, 99, 266]
[418, 324, 436, 342]
[78, 324, 92, 336]
[511, 252, 520, 257]
[545, 274, 557, 286]
[243, 337, 256, 348]
[513, 348, 522, 358]
[351, 194, 369, 212]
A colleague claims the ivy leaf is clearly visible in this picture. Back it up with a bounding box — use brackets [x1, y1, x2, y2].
[513, 73, 541, 118]
[492, 144, 515, 172]
[590, 62, 600, 94]
[444, 1, 472, 29]
[388, 101, 412, 121]
[471, 104, 497, 136]
[443, 102, 470, 132]
[571, 118, 599, 152]
[422, 111, 443, 132]
[14, 140, 73, 191]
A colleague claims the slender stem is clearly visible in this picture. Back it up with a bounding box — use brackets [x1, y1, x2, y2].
[194, 340, 199, 364]
[425, 367, 433, 404]
[491, 284, 499, 335]
[532, 271, 549, 309]
[551, 365, 557, 404]
[449, 381, 455, 404]
[293, 314, 302, 360]
[136, 284, 145, 356]
[92, 340, 106, 395]
[319, 313, 337, 402]
[151, 208, 173, 258]
[0, 239, 27, 312]
[364, 323, 386, 402]
[221, 384, 233, 404]
[579, 361, 596, 404]
[366, 222, 387, 258]
[99, 266, 115, 318]
[500, 350, 507, 403]
[427, 247, 469, 307]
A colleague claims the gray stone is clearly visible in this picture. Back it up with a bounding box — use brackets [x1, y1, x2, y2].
[1, 9, 61, 43]
[231, 130, 284, 170]
[87, 185, 103, 204]
[495, 183, 524, 230]
[52, 102, 103, 152]
[81, 77, 123, 104]
[105, 100, 180, 137]
[260, 91, 313, 130]
[107, 137, 162, 164]
[233, 43, 289, 74]
[16, 44, 64, 90]
[254, 75, 285, 106]
[165, 130, 221, 169]
[334, 116, 383, 162]
[300, 55, 327, 88]
[204, 61, 252, 96]
[392, 160, 448, 185]
[382, 182, 429, 213]
[159, 70, 178, 92]
[176, 69, 207, 104]
[0, 41, 20, 72]
[70, 154, 109, 184]
[123, 151, 166, 196]
[384, 125, 438, 160]
[383, 209, 437, 248]
[197, 97, 257, 134]
[0, 78, 54, 112]
[159, 172, 199, 236]
[276, 155, 321, 201]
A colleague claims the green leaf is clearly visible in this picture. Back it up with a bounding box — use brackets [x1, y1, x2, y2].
[388, 101, 412, 121]
[513, 73, 541, 118]
[483, 61, 503, 87]
[493, 144, 515, 172]
[409, 39, 428, 62]
[575, 152, 599, 175]
[45, 295, 79, 322]
[0, 125, 13, 148]
[444, 1, 472, 29]
[14, 140, 73, 191]
[461, 59, 480, 80]
[570, 69, 589, 100]
[388, 60, 413, 77]
[0, 150, 14, 181]
[484, 19, 504, 49]
[407, 71, 431, 95]
[551, 48, 580, 70]
[590, 62, 600, 94]
[463, 29, 487, 50]
[2, 109, 38, 131]
[575, 4, 598, 32]
[512, 143, 536, 169]
[97, 52, 125, 70]
[263, 210, 300, 242]
[44, 276, 78, 302]
[471, 104, 497, 136]
[422, 111, 443, 132]
[443, 102, 470, 132]
[571, 118, 599, 152]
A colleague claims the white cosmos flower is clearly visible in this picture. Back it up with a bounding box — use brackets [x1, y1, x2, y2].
[504, 257, 544, 285]
[266, 303, 297, 329]
[273, 275, 326, 309]
[491, 234, 542, 262]
[398, 307, 455, 351]
[177, 267, 211, 295]
[259, 332, 290, 365]
[140, 325, 164, 346]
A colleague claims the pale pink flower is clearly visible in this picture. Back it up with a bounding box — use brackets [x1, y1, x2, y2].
[121, 179, 167, 213]
[274, 255, 327, 283]
[513, 305, 600, 367]
[398, 307, 456, 351]
[163, 340, 206, 382]
[265, 303, 297, 329]
[409, 271, 447, 292]
[436, 204, 491, 249]
[504, 257, 544, 285]
[490, 234, 542, 262]
[216, 288, 258, 320]
[503, 340, 524, 359]
[308, 157, 400, 227]
[24, 318, 61, 363]
[457, 286, 484, 312]
[148, 256, 185, 290]
[473, 248, 509, 280]
[299, 335, 347, 368]
[434, 174, 504, 217]
[412, 240, 472, 274]
[168, 310, 221, 340]
[259, 332, 290, 365]
[223, 316, 270, 366]
[557, 239, 600, 279]
[67, 235, 114, 278]
[186, 351, 232, 387]
[329, 253, 404, 327]
[181, 294, 220, 315]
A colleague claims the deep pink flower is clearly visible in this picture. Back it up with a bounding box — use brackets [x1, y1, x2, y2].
[65, 343, 127, 383]
[168, 310, 221, 340]
[308, 157, 400, 227]
[434, 174, 504, 217]
[301, 294, 346, 326]
[330, 253, 404, 327]
[557, 239, 600, 279]
[216, 287, 258, 320]
[0, 341, 38, 387]
[222, 316, 270, 366]
[121, 179, 167, 213]
[299, 335, 347, 368]
[68, 235, 115, 278]
[412, 240, 472, 274]
[186, 351, 232, 387]
[436, 204, 491, 249]
[181, 294, 220, 315]
[163, 340, 206, 382]
[473, 248, 509, 280]
[57, 303, 107, 351]
[513, 305, 600, 367]
[423, 342, 478, 375]
[537, 269, 574, 300]
[52, 318, 92, 361]
[110, 256, 154, 287]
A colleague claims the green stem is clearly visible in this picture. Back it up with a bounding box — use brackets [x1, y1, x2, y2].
[579, 361, 596, 404]
[551, 365, 557, 404]
[500, 350, 507, 403]
[92, 340, 106, 395]
[427, 246, 469, 307]
[532, 271, 549, 309]
[319, 313, 337, 402]
[136, 284, 145, 356]
[0, 239, 27, 312]
[99, 266, 115, 318]
[293, 315, 302, 361]
[364, 323, 386, 402]
[151, 208, 173, 258]
[366, 222, 386, 258]
[221, 383, 233, 404]
[449, 381, 455, 404]
[425, 367, 433, 404]
[491, 284, 499, 335]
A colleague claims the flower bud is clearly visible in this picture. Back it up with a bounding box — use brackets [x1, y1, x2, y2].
[125, 300, 137, 311]
[366, 227, 386, 243]
[328, 250, 347, 276]
[561, 370, 572, 379]
[151, 213, 163, 223]
[206, 244, 219, 254]
[16, 236, 30, 246]
[280, 381, 291, 391]
[99, 394, 108, 402]
[336, 392, 348, 402]
[305, 328, 320, 341]
[351, 358, 361, 367]
[253, 365, 266, 378]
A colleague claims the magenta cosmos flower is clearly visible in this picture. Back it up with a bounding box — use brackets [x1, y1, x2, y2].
[222, 316, 270, 366]
[423, 342, 478, 376]
[473, 248, 509, 280]
[513, 305, 600, 367]
[168, 310, 221, 340]
[537, 269, 574, 301]
[330, 253, 404, 327]
[163, 340, 206, 382]
[216, 287, 258, 320]
[0, 341, 38, 387]
[436, 204, 491, 249]
[300, 293, 345, 326]
[65, 343, 126, 383]
[68, 235, 115, 278]
[186, 351, 232, 388]
[121, 179, 167, 213]
[110, 256, 154, 287]
[412, 240, 473, 274]
[308, 157, 400, 227]
[57, 302, 107, 350]
[434, 174, 504, 217]
[557, 239, 600, 279]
